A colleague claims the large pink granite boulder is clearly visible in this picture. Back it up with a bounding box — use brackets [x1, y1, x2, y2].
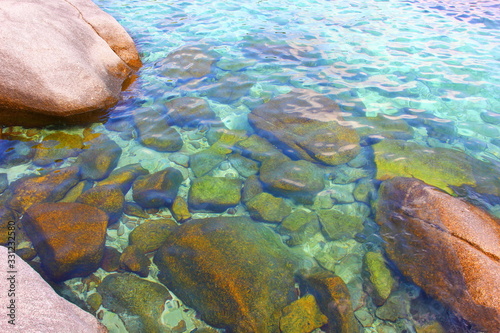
[0, 0, 142, 126]
[0, 246, 107, 332]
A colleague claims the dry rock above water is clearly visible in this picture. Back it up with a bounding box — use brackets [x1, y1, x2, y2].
[248, 89, 361, 165]
[0, 0, 141, 126]
[376, 177, 500, 332]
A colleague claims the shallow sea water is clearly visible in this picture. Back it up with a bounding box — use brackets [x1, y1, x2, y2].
[2, 0, 500, 332]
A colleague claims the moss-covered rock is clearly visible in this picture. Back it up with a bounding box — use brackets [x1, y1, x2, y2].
[96, 163, 149, 195]
[129, 219, 178, 253]
[373, 139, 475, 195]
[248, 89, 360, 165]
[188, 176, 242, 212]
[242, 174, 264, 203]
[260, 158, 325, 204]
[132, 168, 183, 208]
[77, 134, 122, 181]
[98, 273, 171, 333]
[154, 216, 301, 332]
[246, 192, 291, 223]
[278, 210, 320, 246]
[171, 196, 191, 222]
[133, 107, 183, 152]
[22, 202, 107, 281]
[76, 185, 125, 224]
[8, 166, 80, 213]
[228, 153, 259, 177]
[364, 251, 395, 304]
[279, 294, 328, 333]
[236, 134, 286, 162]
[352, 114, 414, 141]
[165, 97, 218, 128]
[190, 147, 227, 177]
[317, 207, 365, 241]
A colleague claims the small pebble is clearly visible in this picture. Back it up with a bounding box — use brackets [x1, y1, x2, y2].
[117, 224, 125, 237]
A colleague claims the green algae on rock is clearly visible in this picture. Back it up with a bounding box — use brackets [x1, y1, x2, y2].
[132, 168, 183, 208]
[22, 202, 108, 281]
[33, 132, 83, 166]
[248, 88, 360, 165]
[128, 219, 178, 253]
[373, 139, 475, 195]
[153, 216, 302, 333]
[171, 196, 191, 222]
[133, 107, 183, 152]
[188, 176, 242, 212]
[278, 209, 321, 246]
[317, 206, 365, 241]
[245, 192, 292, 223]
[98, 273, 171, 333]
[364, 251, 396, 304]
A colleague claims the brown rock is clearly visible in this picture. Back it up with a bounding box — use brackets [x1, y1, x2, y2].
[133, 107, 183, 152]
[171, 196, 191, 222]
[159, 45, 218, 81]
[0, 0, 140, 127]
[8, 166, 80, 213]
[33, 132, 84, 166]
[22, 202, 108, 281]
[101, 246, 121, 272]
[119, 245, 150, 277]
[376, 177, 500, 332]
[0, 246, 108, 332]
[132, 168, 184, 208]
[279, 294, 328, 333]
[77, 185, 125, 224]
[129, 219, 178, 253]
[77, 134, 122, 180]
[96, 163, 149, 194]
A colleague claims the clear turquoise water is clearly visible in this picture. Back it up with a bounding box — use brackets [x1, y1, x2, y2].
[2, 0, 499, 332]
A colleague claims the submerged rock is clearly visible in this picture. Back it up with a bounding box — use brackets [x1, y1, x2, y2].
[376, 177, 500, 332]
[165, 97, 218, 128]
[133, 107, 183, 152]
[119, 245, 150, 277]
[0, 139, 34, 167]
[22, 202, 108, 281]
[0, 0, 141, 126]
[128, 219, 178, 253]
[0, 246, 108, 332]
[248, 89, 360, 165]
[171, 196, 191, 222]
[245, 192, 292, 223]
[188, 176, 242, 212]
[96, 163, 149, 194]
[159, 45, 218, 81]
[278, 210, 321, 246]
[98, 273, 171, 333]
[33, 132, 83, 166]
[206, 73, 254, 104]
[279, 294, 328, 333]
[77, 134, 122, 181]
[76, 185, 125, 224]
[364, 251, 396, 304]
[154, 216, 301, 332]
[317, 206, 365, 241]
[132, 168, 183, 208]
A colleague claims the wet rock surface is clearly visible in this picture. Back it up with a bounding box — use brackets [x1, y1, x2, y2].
[128, 219, 178, 253]
[77, 134, 122, 180]
[154, 216, 301, 333]
[133, 107, 183, 152]
[188, 176, 242, 212]
[376, 177, 500, 332]
[33, 132, 84, 166]
[22, 202, 108, 281]
[249, 88, 361, 165]
[159, 45, 218, 81]
[279, 294, 328, 333]
[76, 185, 125, 224]
[132, 168, 183, 208]
[165, 97, 218, 127]
[96, 163, 149, 194]
[246, 192, 292, 223]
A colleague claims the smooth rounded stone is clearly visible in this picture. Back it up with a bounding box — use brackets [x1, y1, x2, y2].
[168, 152, 190, 167]
[0, 173, 8, 194]
[278, 210, 320, 246]
[101, 246, 121, 272]
[153, 216, 302, 332]
[364, 251, 396, 304]
[119, 245, 150, 277]
[480, 111, 500, 125]
[171, 196, 191, 222]
[129, 219, 178, 253]
[98, 273, 172, 333]
[33, 132, 83, 166]
[300, 270, 360, 333]
[351, 114, 414, 141]
[77, 134, 122, 181]
[375, 291, 410, 322]
[279, 294, 328, 333]
[354, 308, 374, 327]
[97, 163, 149, 194]
[8, 166, 80, 213]
[245, 192, 292, 223]
[312, 191, 334, 210]
[216, 58, 256, 71]
[58, 180, 92, 203]
[248, 89, 360, 165]
[353, 178, 375, 203]
[76, 185, 125, 224]
[0, 246, 108, 332]
[0, 0, 141, 127]
[260, 158, 325, 204]
[329, 164, 372, 185]
[334, 253, 363, 286]
[188, 176, 242, 212]
[317, 205, 367, 241]
[165, 97, 218, 128]
[228, 153, 259, 177]
[133, 107, 183, 152]
[373, 139, 475, 195]
[22, 202, 107, 281]
[242, 174, 264, 203]
[415, 321, 446, 333]
[87, 292, 103, 314]
[132, 168, 183, 209]
[236, 134, 287, 162]
[330, 183, 356, 204]
[206, 73, 254, 104]
[190, 147, 227, 177]
[347, 150, 370, 168]
[159, 45, 218, 81]
[0, 139, 34, 167]
[123, 202, 149, 218]
[376, 177, 500, 332]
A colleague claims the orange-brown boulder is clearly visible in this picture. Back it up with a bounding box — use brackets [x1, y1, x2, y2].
[22, 202, 108, 281]
[376, 177, 500, 332]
